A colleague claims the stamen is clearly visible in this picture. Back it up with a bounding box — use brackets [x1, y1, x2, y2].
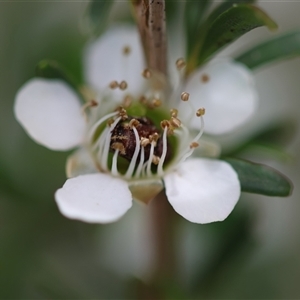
[190, 142, 199, 149]
[140, 137, 150, 147]
[100, 117, 121, 171]
[125, 126, 141, 179]
[201, 74, 210, 83]
[152, 98, 162, 107]
[142, 68, 152, 79]
[152, 155, 160, 165]
[123, 45, 131, 55]
[123, 95, 132, 108]
[196, 107, 205, 117]
[109, 81, 119, 89]
[111, 149, 120, 176]
[119, 81, 128, 90]
[181, 92, 190, 101]
[81, 100, 98, 121]
[170, 108, 178, 118]
[89, 111, 119, 142]
[128, 118, 140, 129]
[157, 126, 168, 176]
[176, 58, 186, 70]
[146, 141, 155, 176]
[170, 117, 181, 128]
[135, 146, 145, 178]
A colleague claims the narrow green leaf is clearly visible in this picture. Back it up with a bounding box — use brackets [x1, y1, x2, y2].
[198, 4, 277, 65]
[35, 60, 79, 90]
[82, 0, 114, 36]
[224, 158, 292, 196]
[207, 0, 256, 25]
[236, 30, 300, 69]
[185, 0, 212, 56]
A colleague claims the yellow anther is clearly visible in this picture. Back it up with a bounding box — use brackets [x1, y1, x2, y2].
[170, 108, 178, 118]
[201, 74, 210, 83]
[181, 92, 190, 101]
[152, 155, 160, 165]
[142, 69, 152, 79]
[190, 142, 199, 149]
[140, 137, 150, 147]
[116, 106, 128, 120]
[170, 117, 181, 128]
[119, 81, 128, 90]
[160, 120, 170, 129]
[123, 95, 132, 108]
[129, 118, 140, 128]
[149, 132, 159, 143]
[109, 81, 119, 89]
[111, 142, 126, 155]
[139, 95, 148, 105]
[107, 118, 114, 127]
[123, 45, 131, 55]
[176, 58, 186, 70]
[196, 107, 206, 117]
[152, 98, 162, 107]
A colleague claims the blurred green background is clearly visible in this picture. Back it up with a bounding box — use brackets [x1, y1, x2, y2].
[1, 1, 300, 299]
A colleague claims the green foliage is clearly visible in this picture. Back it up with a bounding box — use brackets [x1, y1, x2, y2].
[225, 158, 292, 197]
[83, 0, 114, 36]
[185, 0, 212, 57]
[236, 30, 300, 69]
[197, 4, 277, 65]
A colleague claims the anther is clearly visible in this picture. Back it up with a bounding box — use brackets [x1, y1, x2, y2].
[129, 118, 140, 129]
[140, 137, 150, 147]
[170, 117, 181, 128]
[117, 106, 128, 120]
[160, 120, 170, 129]
[107, 118, 114, 127]
[123, 45, 131, 55]
[176, 58, 186, 70]
[123, 95, 132, 108]
[111, 142, 126, 155]
[152, 98, 162, 107]
[170, 108, 178, 118]
[190, 142, 199, 149]
[181, 92, 190, 101]
[142, 68, 152, 79]
[119, 81, 128, 90]
[201, 74, 210, 83]
[196, 107, 206, 117]
[109, 81, 119, 89]
[152, 155, 160, 165]
[149, 132, 159, 143]
[139, 95, 148, 105]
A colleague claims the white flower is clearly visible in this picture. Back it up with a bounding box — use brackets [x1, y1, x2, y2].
[14, 27, 258, 224]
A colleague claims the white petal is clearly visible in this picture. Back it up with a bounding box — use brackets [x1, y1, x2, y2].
[14, 78, 85, 151]
[84, 26, 146, 99]
[180, 59, 258, 135]
[164, 158, 240, 224]
[66, 147, 98, 178]
[55, 173, 132, 223]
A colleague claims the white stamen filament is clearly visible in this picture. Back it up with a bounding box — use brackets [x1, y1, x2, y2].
[89, 111, 119, 142]
[135, 146, 145, 178]
[177, 115, 205, 164]
[111, 149, 119, 176]
[146, 141, 155, 176]
[157, 126, 168, 176]
[100, 117, 121, 171]
[125, 126, 140, 179]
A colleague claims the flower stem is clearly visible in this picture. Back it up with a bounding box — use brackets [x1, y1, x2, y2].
[149, 190, 177, 280]
[132, 0, 167, 76]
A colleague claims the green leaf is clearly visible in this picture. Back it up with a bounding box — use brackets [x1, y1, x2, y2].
[236, 30, 300, 69]
[35, 60, 79, 90]
[224, 158, 292, 196]
[83, 0, 114, 36]
[197, 4, 277, 65]
[185, 0, 212, 56]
